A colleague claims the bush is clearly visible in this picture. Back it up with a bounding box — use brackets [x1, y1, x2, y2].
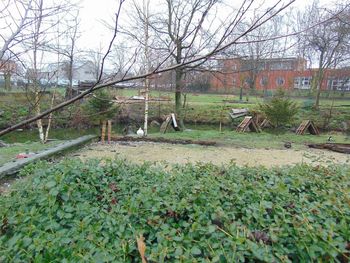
[259, 90, 299, 127]
[1, 159, 349, 262]
[84, 90, 116, 123]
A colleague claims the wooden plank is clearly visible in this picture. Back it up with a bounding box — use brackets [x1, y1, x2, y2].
[107, 120, 112, 144]
[171, 113, 178, 128]
[101, 121, 106, 143]
[160, 116, 172, 133]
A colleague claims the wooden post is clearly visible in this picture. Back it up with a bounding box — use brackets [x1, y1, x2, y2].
[101, 121, 106, 144]
[107, 120, 112, 144]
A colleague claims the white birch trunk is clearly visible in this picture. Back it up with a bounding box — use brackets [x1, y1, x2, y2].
[143, 0, 151, 136]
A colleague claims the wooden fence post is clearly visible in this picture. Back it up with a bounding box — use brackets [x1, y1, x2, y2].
[107, 120, 112, 144]
[101, 121, 106, 144]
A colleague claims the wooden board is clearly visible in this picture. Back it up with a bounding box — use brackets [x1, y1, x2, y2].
[160, 116, 172, 133]
[171, 113, 181, 131]
[236, 116, 261, 133]
[296, 120, 319, 135]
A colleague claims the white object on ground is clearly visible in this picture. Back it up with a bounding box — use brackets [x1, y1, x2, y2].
[137, 128, 144, 137]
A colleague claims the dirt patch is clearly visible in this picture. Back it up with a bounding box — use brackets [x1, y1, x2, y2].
[74, 142, 350, 167]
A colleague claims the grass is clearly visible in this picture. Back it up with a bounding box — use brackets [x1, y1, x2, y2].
[1, 128, 98, 144]
[0, 141, 63, 166]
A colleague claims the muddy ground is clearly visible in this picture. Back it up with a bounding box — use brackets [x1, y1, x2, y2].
[74, 141, 350, 167]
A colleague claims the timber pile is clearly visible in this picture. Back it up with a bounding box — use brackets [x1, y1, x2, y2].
[296, 120, 319, 135]
[160, 113, 181, 133]
[110, 136, 216, 146]
[308, 143, 350, 154]
[236, 116, 261, 133]
[260, 119, 272, 128]
[229, 108, 249, 119]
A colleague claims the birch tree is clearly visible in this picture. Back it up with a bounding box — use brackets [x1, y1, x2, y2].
[21, 0, 69, 143]
[0, 0, 298, 137]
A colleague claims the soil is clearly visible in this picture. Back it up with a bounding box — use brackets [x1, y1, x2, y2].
[74, 141, 350, 167]
[1, 141, 349, 195]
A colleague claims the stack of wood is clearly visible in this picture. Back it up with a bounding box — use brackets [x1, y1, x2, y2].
[229, 108, 249, 119]
[296, 120, 319, 135]
[259, 119, 272, 128]
[101, 120, 112, 144]
[160, 113, 181, 133]
[236, 116, 261, 133]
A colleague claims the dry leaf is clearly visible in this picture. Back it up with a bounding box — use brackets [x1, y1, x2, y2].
[137, 234, 147, 263]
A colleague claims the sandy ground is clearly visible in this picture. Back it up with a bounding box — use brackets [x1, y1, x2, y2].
[74, 142, 350, 167]
[1, 142, 349, 194]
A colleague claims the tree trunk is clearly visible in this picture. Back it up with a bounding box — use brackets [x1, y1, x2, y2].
[66, 56, 74, 99]
[144, 78, 149, 136]
[175, 68, 184, 129]
[314, 52, 325, 109]
[34, 90, 45, 143]
[4, 73, 11, 91]
[143, 0, 150, 136]
[175, 41, 184, 129]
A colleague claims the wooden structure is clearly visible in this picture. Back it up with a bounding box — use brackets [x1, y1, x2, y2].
[229, 108, 249, 119]
[101, 120, 112, 143]
[236, 116, 261, 133]
[260, 119, 272, 129]
[160, 113, 181, 133]
[296, 120, 319, 135]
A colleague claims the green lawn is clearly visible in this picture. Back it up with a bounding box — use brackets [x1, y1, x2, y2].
[0, 141, 63, 166]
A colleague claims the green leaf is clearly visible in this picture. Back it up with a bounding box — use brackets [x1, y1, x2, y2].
[191, 246, 201, 256]
[45, 181, 56, 188]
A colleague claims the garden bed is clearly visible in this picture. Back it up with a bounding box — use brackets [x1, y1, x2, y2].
[0, 159, 349, 261]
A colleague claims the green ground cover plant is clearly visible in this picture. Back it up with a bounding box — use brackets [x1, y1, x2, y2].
[0, 159, 349, 262]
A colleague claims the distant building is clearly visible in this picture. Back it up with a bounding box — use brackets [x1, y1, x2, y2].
[0, 60, 18, 89]
[209, 57, 350, 93]
[72, 60, 97, 82]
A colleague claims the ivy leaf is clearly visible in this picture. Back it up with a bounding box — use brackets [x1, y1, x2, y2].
[191, 246, 201, 256]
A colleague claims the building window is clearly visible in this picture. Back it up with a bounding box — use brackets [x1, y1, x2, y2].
[232, 64, 237, 71]
[270, 62, 292, 70]
[260, 76, 268, 86]
[328, 79, 350, 91]
[232, 78, 236, 86]
[276, 77, 285, 86]
[294, 77, 312, 89]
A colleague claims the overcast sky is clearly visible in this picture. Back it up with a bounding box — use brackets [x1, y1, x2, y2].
[76, 0, 334, 51]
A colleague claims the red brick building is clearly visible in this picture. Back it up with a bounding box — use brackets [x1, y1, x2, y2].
[209, 57, 350, 93]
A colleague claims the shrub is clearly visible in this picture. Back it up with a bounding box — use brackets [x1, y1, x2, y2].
[84, 90, 116, 123]
[1, 159, 349, 262]
[259, 89, 299, 127]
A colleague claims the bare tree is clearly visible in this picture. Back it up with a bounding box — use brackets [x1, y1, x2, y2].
[0, 0, 297, 137]
[86, 45, 104, 82]
[297, 1, 350, 108]
[152, 0, 219, 128]
[0, 0, 35, 60]
[52, 10, 81, 98]
[20, 0, 70, 143]
[129, 0, 152, 135]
